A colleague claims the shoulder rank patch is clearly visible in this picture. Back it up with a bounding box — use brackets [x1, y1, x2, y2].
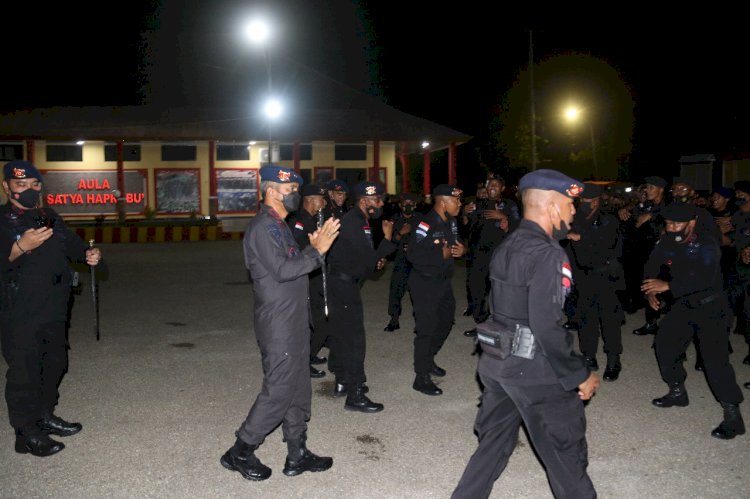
[415, 221, 430, 242]
[561, 261, 573, 298]
[294, 221, 304, 231]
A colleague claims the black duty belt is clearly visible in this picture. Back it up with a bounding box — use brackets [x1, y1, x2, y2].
[413, 269, 450, 280]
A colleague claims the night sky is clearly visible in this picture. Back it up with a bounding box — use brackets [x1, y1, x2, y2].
[3, 2, 748, 185]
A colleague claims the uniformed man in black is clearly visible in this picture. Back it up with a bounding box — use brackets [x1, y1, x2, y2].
[322, 179, 349, 220]
[453, 169, 599, 499]
[326, 181, 395, 412]
[730, 180, 750, 364]
[220, 166, 340, 481]
[643, 202, 745, 440]
[568, 182, 624, 380]
[621, 175, 667, 335]
[463, 175, 520, 337]
[383, 192, 422, 332]
[287, 183, 330, 378]
[406, 184, 466, 395]
[0, 160, 102, 457]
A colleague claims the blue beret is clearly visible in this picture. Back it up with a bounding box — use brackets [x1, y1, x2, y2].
[518, 169, 583, 198]
[433, 184, 463, 197]
[352, 181, 384, 197]
[4, 160, 43, 182]
[325, 179, 349, 193]
[259, 165, 303, 185]
[581, 182, 604, 198]
[661, 202, 697, 222]
[713, 186, 734, 199]
[301, 183, 326, 197]
[644, 176, 667, 188]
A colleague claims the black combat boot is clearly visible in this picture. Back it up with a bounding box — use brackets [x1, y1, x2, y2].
[38, 413, 82, 437]
[219, 437, 272, 481]
[333, 380, 368, 397]
[711, 402, 746, 440]
[583, 355, 599, 371]
[344, 386, 384, 413]
[15, 427, 65, 457]
[383, 316, 400, 332]
[310, 365, 325, 378]
[633, 322, 658, 335]
[282, 433, 333, 476]
[413, 374, 443, 396]
[430, 362, 446, 377]
[603, 354, 622, 382]
[652, 383, 689, 408]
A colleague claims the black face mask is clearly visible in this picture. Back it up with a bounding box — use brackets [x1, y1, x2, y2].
[367, 205, 383, 219]
[402, 205, 415, 214]
[735, 197, 747, 207]
[281, 191, 300, 212]
[552, 219, 570, 240]
[11, 188, 40, 209]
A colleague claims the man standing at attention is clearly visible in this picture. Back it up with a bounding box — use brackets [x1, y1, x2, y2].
[407, 185, 465, 395]
[220, 165, 340, 481]
[452, 169, 599, 499]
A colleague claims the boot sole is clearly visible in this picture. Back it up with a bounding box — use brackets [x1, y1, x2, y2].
[15, 439, 65, 457]
[344, 404, 384, 413]
[219, 455, 271, 481]
[283, 461, 333, 476]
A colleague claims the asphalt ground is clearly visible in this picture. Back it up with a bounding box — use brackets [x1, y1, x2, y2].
[0, 240, 748, 498]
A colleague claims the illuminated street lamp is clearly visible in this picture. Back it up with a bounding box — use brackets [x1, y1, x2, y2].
[243, 17, 277, 165]
[563, 105, 598, 179]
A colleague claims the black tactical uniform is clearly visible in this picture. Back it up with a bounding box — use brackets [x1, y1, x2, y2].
[326, 181, 395, 411]
[1, 161, 95, 457]
[453, 170, 596, 499]
[647, 202, 745, 439]
[406, 185, 463, 395]
[322, 179, 349, 221]
[465, 196, 520, 326]
[730, 194, 750, 362]
[287, 190, 332, 379]
[384, 200, 422, 331]
[570, 184, 624, 379]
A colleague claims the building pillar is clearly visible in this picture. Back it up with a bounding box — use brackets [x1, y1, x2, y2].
[208, 140, 217, 217]
[423, 149, 431, 203]
[399, 152, 409, 193]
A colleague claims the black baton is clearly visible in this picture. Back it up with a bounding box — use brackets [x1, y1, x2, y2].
[316, 209, 330, 318]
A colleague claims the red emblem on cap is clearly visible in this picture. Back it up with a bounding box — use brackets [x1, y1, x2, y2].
[365, 185, 377, 195]
[277, 170, 291, 182]
[566, 184, 583, 197]
[451, 188, 463, 197]
[12, 168, 26, 178]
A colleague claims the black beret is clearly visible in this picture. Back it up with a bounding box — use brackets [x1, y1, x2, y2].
[734, 180, 750, 194]
[4, 160, 43, 181]
[661, 202, 698, 222]
[259, 165, 303, 185]
[644, 176, 667, 188]
[301, 183, 326, 197]
[581, 183, 603, 199]
[352, 181, 384, 197]
[433, 184, 463, 197]
[399, 192, 418, 202]
[518, 169, 583, 198]
[325, 179, 349, 193]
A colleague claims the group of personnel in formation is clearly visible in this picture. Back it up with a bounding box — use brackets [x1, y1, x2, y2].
[1, 157, 746, 498]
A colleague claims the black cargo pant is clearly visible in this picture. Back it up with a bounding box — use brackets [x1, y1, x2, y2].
[468, 250, 492, 323]
[409, 271, 455, 375]
[386, 251, 412, 318]
[452, 354, 596, 499]
[577, 274, 624, 358]
[655, 296, 743, 405]
[237, 328, 311, 445]
[326, 276, 367, 393]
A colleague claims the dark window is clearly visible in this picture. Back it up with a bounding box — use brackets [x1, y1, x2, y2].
[104, 144, 141, 162]
[161, 144, 197, 161]
[0, 144, 23, 161]
[336, 168, 367, 188]
[46, 144, 83, 162]
[280, 143, 313, 161]
[217, 144, 250, 161]
[335, 144, 367, 161]
[298, 169, 312, 186]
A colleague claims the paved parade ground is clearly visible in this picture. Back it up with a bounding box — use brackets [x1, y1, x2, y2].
[0, 240, 748, 498]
